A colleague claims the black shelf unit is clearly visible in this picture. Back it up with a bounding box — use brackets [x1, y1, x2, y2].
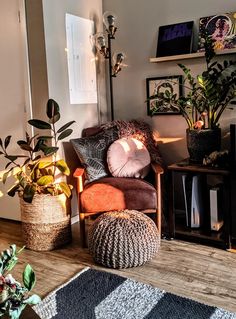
[167, 159, 231, 250]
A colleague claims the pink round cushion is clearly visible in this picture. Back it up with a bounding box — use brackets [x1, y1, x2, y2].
[107, 137, 151, 178]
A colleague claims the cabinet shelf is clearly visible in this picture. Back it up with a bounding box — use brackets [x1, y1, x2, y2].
[175, 214, 225, 247]
[149, 48, 236, 63]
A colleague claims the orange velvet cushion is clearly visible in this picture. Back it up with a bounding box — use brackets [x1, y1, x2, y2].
[107, 137, 151, 178]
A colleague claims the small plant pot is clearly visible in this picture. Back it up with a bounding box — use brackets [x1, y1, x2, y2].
[2, 305, 40, 319]
[186, 128, 221, 163]
[19, 193, 72, 251]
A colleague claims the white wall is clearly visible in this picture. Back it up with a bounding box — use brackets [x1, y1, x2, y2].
[103, 0, 236, 164]
[41, 0, 106, 216]
[0, 0, 29, 220]
[42, 0, 107, 139]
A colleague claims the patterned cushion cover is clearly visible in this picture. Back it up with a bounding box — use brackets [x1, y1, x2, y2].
[71, 128, 118, 182]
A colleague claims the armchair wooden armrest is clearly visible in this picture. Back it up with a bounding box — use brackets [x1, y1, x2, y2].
[73, 168, 85, 193]
[151, 162, 164, 234]
[151, 162, 164, 175]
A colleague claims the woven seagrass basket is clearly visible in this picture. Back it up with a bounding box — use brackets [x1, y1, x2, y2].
[19, 193, 72, 251]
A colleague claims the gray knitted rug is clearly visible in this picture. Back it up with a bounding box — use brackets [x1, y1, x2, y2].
[34, 267, 236, 319]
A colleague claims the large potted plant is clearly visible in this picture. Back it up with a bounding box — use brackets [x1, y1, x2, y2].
[0, 99, 75, 251]
[150, 34, 236, 163]
[0, 244, 40, 319]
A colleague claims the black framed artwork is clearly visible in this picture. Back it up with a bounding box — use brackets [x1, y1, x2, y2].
[146, 75, 183, 116]
[156, 21, 194, 57]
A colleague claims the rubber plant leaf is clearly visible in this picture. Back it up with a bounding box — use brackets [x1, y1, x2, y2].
[57, 121, 76, 133]
[58, 129, 73, 140]
[28, 119, 51, 130]
[46, 99, 60, 119]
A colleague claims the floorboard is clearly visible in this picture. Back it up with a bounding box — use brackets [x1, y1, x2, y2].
[0, 218, 236, 313]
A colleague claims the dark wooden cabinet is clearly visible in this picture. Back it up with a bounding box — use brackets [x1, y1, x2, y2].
[167, 159, 232, 249]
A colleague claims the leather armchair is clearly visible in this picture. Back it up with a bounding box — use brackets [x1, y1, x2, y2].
[73, 124, 164, 247]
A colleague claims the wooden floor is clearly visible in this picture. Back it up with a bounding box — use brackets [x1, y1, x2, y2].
[1, 219, 236, 313]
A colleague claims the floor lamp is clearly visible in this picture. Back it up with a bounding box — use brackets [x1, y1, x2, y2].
[93, 12, 125, 121]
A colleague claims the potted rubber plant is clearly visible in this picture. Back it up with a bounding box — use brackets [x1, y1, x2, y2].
[149, 34, 236, 162]
[0, 99, 75, 251]
[0, 244, 40, 319]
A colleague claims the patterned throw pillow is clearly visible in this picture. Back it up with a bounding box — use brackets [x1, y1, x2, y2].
[71, 128, 118, 182]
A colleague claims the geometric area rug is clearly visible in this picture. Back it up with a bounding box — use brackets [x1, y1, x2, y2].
[33, 267, 236, 319]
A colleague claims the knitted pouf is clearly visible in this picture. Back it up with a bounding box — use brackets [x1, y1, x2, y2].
[88, 210, 160, 269]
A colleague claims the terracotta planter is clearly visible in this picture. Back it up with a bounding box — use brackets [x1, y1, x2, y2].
[186, 128, 221, 163]
[19, 193, 72, 251]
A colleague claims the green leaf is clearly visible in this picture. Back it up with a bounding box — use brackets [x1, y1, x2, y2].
[55, 159, 70, 176]
[23, 185, 36, 203]
[28, 119, 51, 130]
[58, 129, 73, 140]
[59, 182, 72, 197]
[5, 162, 12, 169]
[37, 135, 53, 140]
[4, 136, 12, 149]
[40, 146, 59, 156]
[38, 161, 53, 169]
[7, 183, 20, 197]
[23, 264, 36, 291]
[46, 99, 60, 119]
[4, 155, 17, 162]
[33, 139, 45, 152]
[57, 121, 75, 133]
[18, 143, 33, 152]
[23, 294, 41, 305]
[2, 169, 13, 184]
[37, 175, 54, 186]
[49, 113, 60, 124]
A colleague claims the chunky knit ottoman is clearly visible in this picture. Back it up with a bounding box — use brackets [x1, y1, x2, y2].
[88, 209, 160, 269]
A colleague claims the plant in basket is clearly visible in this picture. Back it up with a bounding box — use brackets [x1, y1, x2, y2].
[149, 33, 236, 163]
[0, 99, 75, 251]
[0, 244, 40, 319]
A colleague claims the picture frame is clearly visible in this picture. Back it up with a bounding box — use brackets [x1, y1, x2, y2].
[156, 21, 194, 57]
[146, 75, 183, 116]
[198, 12, 236, 52]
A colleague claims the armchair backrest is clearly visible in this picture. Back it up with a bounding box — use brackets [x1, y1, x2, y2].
[70, 120, 163, 184]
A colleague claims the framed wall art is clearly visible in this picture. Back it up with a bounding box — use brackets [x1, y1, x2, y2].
[146, 75, 183, 116]
[156, 21, 194, 57]
[198, 12, 236, 51]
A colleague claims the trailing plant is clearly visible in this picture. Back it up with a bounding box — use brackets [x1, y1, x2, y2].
[0, 99, 75, 203]
[149, 33, 236, 129]
[0, 244, 40, 319]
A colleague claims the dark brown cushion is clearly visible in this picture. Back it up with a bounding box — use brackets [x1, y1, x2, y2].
[80, 177, 157, 213]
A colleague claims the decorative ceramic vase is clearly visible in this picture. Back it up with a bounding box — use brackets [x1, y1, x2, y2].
[186, 128, 221, 163]
[19, 193, 72, 251]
